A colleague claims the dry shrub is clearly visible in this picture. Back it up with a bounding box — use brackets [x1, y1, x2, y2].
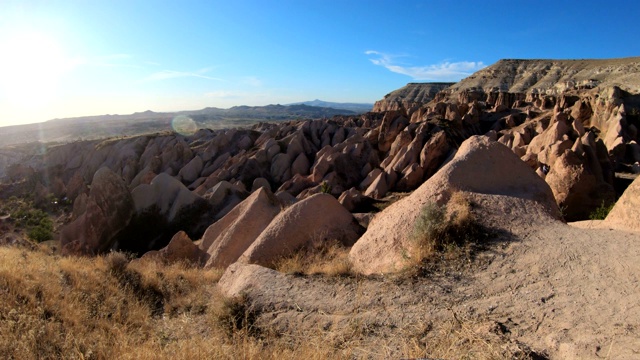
[274, 239, 351, 276]
[210, 293, 259, 338]
[411, 192, 488, 263]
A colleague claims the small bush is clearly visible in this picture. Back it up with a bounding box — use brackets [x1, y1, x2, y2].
[589, 201, 615, 220]
[411, 192, 488, 262]
[26, 222, 54, 242]
[2, 197, 54, 242]
[211, 294, 259, 337]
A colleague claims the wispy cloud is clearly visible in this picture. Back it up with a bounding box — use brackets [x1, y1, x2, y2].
[204, 90, 241, 99]
[145, 67, 225, 82]
[365, 50, 485, 81]
[242, 76, 263, 87]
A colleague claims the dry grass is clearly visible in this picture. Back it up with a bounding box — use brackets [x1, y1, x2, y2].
[0, 244, 354, 359]
[400, 311, 546, 360]
[410, 191, 487, 264]
[0, 241, 533, 359]
[273, 239, 352, 276]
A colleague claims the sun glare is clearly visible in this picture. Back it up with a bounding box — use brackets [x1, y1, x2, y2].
[0, 31, 72, 107]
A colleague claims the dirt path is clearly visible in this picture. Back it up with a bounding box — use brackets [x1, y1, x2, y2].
[461, 221, 640, 359]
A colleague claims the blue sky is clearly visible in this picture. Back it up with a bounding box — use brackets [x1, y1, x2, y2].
[1, 0, 639, 126]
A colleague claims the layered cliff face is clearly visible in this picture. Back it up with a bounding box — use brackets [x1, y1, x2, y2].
[373, 82, 455, 112]
[445, 57, 640, 95]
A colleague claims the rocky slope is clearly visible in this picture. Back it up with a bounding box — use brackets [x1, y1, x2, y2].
[373, 82, 454, 112]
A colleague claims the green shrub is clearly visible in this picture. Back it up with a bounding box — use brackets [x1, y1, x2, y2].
[589, 201, 615, 220]
[27, 222, 54, 242]
[2, 197, 54, 242]
[320, 181, 332, 194]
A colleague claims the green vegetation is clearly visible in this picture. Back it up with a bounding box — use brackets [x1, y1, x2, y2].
[0, 197, 54, 242]
[589, 201, 615, 220]
[320, 181, 332, 194]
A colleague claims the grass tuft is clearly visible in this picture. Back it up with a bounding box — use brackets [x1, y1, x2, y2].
[410, 192, 489, 264]
[273, 239, 352, 277]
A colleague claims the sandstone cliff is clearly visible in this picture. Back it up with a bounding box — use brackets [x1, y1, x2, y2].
[373, 82, 454, 112]
[445, 57, 640, 95]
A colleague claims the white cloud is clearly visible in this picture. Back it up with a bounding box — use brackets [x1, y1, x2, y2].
[365, 50, 485, 81]
[145, 68, 225, 82]
[242, 76, 263, 87]
[204, 90, 241, 98]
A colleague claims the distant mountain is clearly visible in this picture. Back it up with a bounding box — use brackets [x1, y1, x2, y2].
[287, 99, 373, 114]
[0, 104, 360, 147]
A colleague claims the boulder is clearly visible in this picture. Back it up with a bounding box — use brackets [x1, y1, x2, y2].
[290, 153, 310, 176]
[240, 193, 362, 266]
[275, 190, 298, 205]
[604, 175, 640, 232]
[251, 177, 272, 192]
[360, 168, 383, 190]
[310, 146, 338, 182]
[545, 150, 616, 221]
[141, 231, 206, 265]
[60, 168, 135, 255]
[363, 170, 388, 199]
[178, 155, 204, 184]
[131, 173, 201, 223]
[338, 187, 364, 212]
[396, 163, 425, 191]
[527, 115, 570, 158]
[420, 131, 451, 177]
[349, 136, 561, 275]
[271, 153, 292, 183]
[217, 262, 287, 299]
[277, 174, 315, 197]
[200, 188, 282, 268]
[378, 112, 409, 152]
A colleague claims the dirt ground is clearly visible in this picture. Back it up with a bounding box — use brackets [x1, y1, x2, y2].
[222, 220, 640, 359]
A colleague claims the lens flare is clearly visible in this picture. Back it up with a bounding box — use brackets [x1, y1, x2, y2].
[171, 115, 198, 136]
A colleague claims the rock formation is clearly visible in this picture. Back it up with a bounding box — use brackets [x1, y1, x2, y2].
[349, 136, 561, 275]
[3, 56, 639, 264]
[140, 231, 206, 265]
[240, 193, 362, 266]
[199, 187, 282, 268]
[604, 175, 640, 232]
[60, 167, 134, 255]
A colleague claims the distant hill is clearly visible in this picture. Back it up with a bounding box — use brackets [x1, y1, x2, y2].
[0, 104, 359, 147]
[286, 99, 373, 114]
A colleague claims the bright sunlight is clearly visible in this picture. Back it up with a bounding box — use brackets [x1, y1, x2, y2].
[0, 31, 73, 107]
